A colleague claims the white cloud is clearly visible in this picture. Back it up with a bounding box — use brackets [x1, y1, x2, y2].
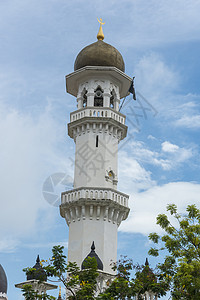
[162, 141, 179, 153]
[132, 55, 200, 132]
[175, 115, 200, 129]
[119, 182, 200, 235]
[135, 53, 179, 101]
[127, 140, 193, 171]
[152, 158, 171, 171]
[161, 141, 193, 168]
[147, 135, 157, 141]
[118, 150, 156, 193]
[167, 98, 200, 129]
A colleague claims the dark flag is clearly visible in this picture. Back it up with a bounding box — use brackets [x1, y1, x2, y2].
[119, 76, 136, 111]
[129, 77, 136, 100]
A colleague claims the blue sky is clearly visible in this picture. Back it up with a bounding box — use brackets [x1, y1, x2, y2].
[0, 0, 200, 299]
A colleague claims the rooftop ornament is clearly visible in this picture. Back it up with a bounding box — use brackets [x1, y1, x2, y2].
[97, 18, 105, 41]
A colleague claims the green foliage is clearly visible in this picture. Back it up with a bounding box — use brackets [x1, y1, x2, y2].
[22, 247, 168, 300]
[45, 245, 67, 278]
[23, 246, 99, 300]
[22, 284, 56, 300]
[69, 257, 99, 300]
[97, 257, 134, 300]
[22, 204, 200, 299]
[97, 256, 169, 300]
[148, 204, 200, 299]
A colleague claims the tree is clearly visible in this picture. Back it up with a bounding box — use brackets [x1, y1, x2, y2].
[23, 246, 169, 299]
[148, 204, 200, 299]
[23, 245, 99, 300]
[97, 256, 169, 299]
[21, 284, 55, 300]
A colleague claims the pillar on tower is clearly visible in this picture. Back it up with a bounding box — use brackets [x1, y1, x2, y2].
[60, 20, 132, 278]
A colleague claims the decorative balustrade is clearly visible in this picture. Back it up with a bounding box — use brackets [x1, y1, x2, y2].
[70, 107, 125, 125]
[61, 187, 129, 208]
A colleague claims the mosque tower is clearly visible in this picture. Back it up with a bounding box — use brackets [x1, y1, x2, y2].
[60, 20, 132, 276]
[135, 259, 158, 300]
[15, 255, 57, 297]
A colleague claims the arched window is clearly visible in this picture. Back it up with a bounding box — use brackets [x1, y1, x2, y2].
[108, 170, 114, 180]
[94, 86, 103, 107]
[105, 170, 117, 186]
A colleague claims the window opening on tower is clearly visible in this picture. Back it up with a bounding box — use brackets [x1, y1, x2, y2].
[94, 86, 103, 107]
[96, 135, 99, 147]
[110, 91, 114, 108]
[82, 89, 87, 107]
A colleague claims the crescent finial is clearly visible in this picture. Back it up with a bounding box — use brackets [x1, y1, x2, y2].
[97, 18, 105, 41]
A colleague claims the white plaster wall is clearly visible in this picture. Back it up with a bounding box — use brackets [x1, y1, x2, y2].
[74, 130, 118, 189]
[68, 216, 118, 274]
[66, 72, 128, 277]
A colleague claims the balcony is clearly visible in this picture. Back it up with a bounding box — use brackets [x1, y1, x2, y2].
[70, 107, 126, 125]
[61, 187, 129, 208]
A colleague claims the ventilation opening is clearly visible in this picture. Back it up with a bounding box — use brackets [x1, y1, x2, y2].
[96, 135, 99, 147]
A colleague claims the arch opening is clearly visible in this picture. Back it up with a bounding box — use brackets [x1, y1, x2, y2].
[94, 86, 103, 107]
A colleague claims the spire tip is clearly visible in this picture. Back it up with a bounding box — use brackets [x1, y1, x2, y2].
[145, 258, 149, 266]
[59, 285, 61, 297]
[97, 18, 105, 41]
[91, 241, 95, 251]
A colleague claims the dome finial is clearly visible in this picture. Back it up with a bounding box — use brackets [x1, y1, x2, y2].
[57, 285, 62, 299]
[91, 241, 95, 251]
[97, 18, 105, 41]
[145, 258, 149, 266]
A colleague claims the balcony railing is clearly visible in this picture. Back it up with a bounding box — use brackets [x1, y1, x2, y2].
[61, 187, 129, 208]
[70, 107, 126, 125]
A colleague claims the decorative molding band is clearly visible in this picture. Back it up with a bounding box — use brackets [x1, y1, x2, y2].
[60, 187, 130, 226]
[68, 117, 127, 141]
[60, 199, 129, 226]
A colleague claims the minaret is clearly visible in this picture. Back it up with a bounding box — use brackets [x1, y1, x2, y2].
[15, 255, 57, 297]
[135, 259, 158, 300]
[60, 21, 132, 275]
